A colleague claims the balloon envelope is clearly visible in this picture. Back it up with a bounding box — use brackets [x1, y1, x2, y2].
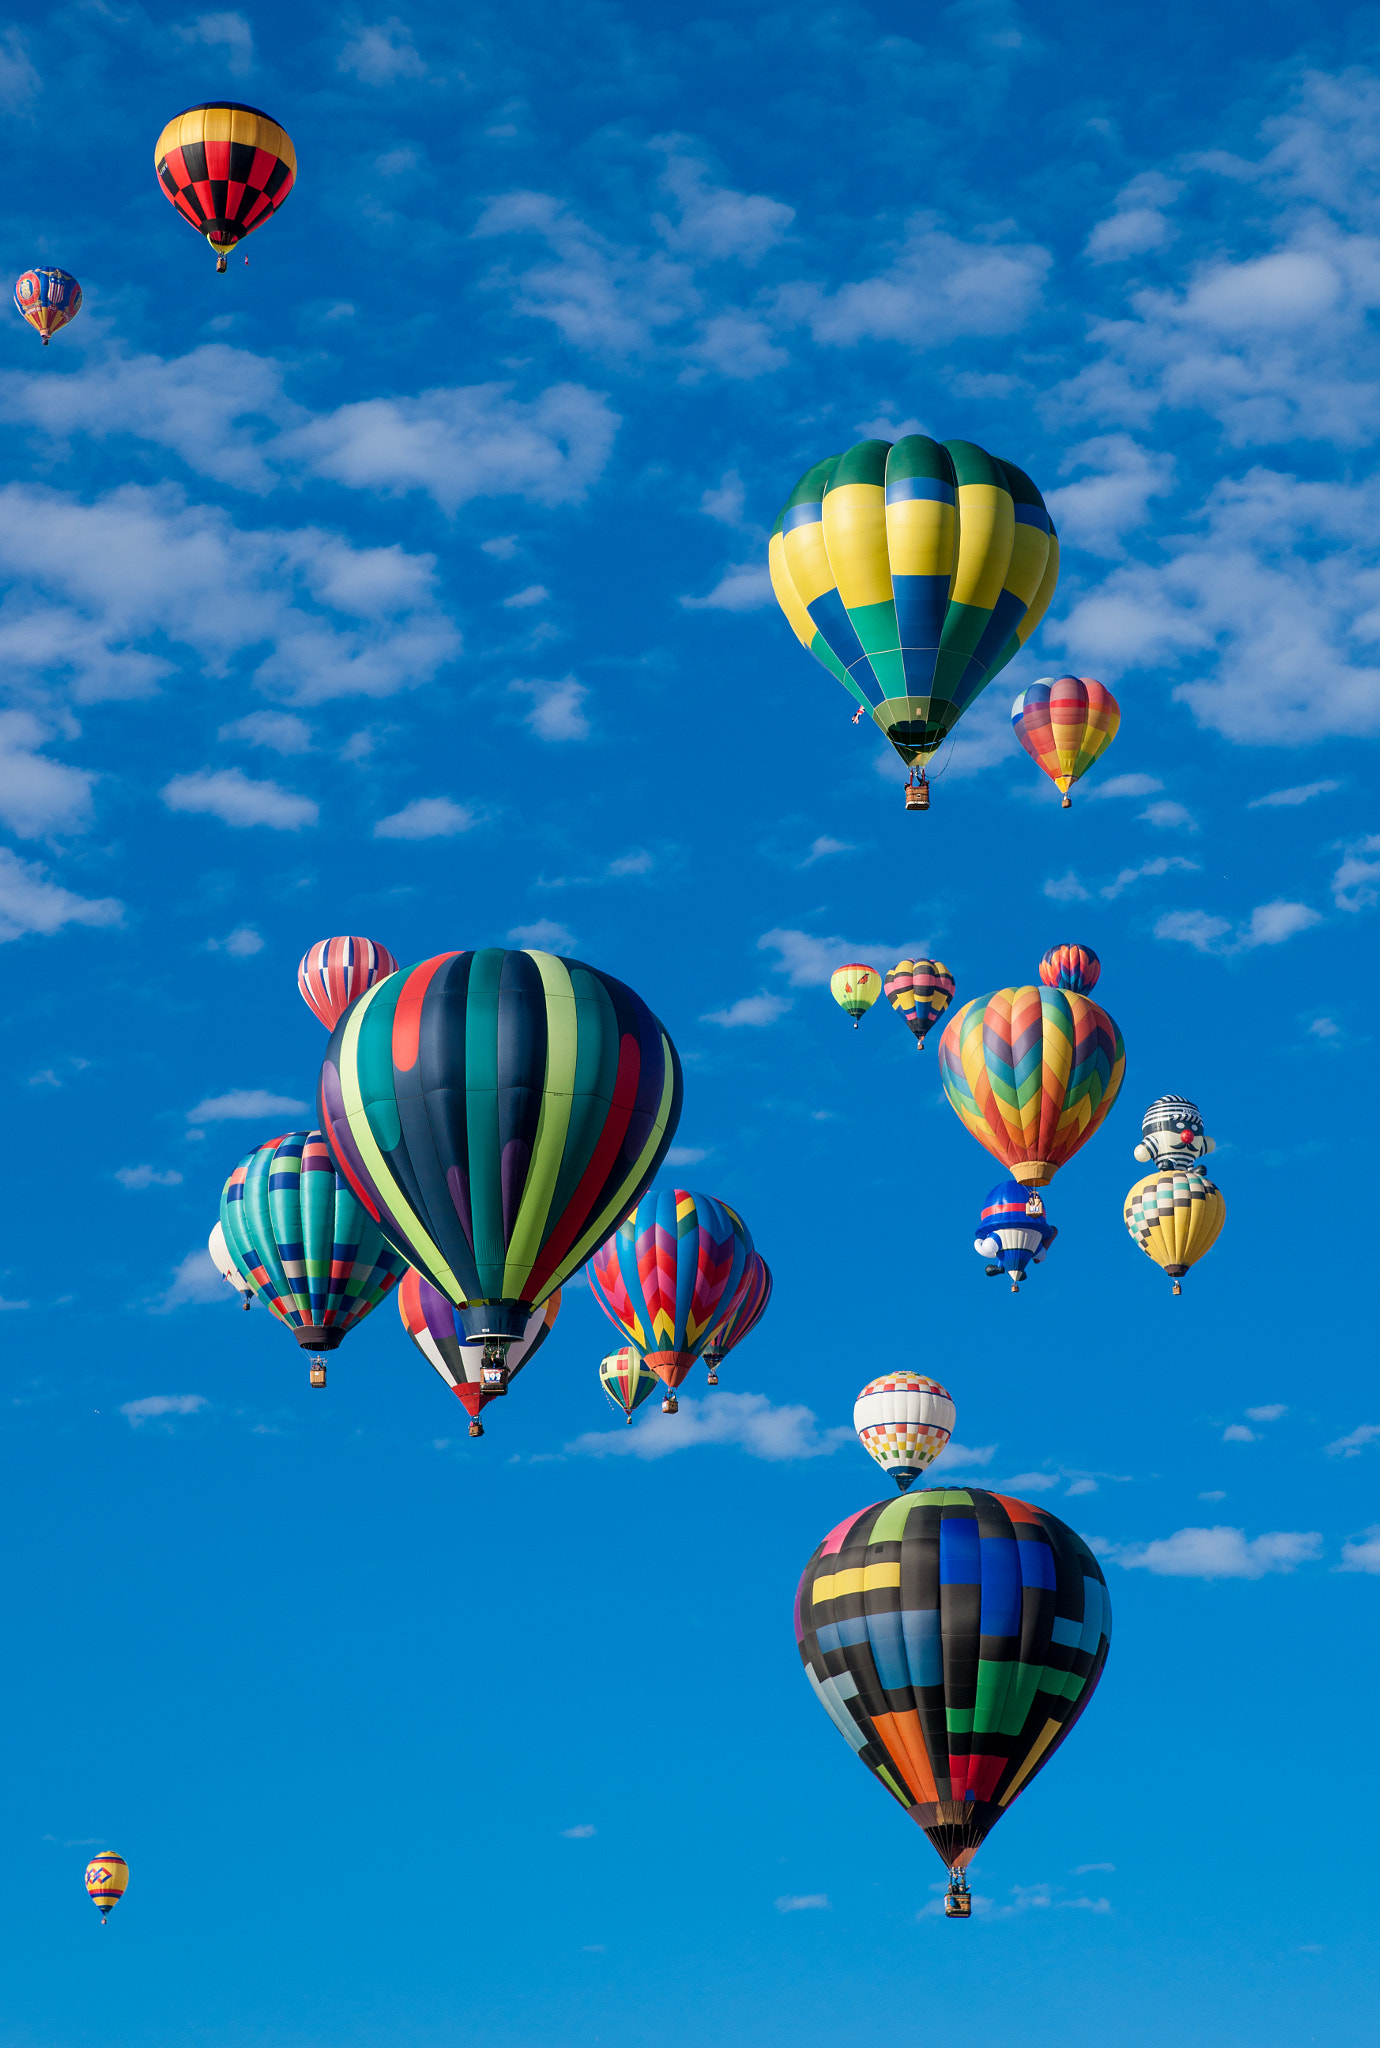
[155, 102, 295, 264]
[1011, 676, 1120, 801]
[599, 1345, 660, 1422]
[1124, 1168, 1224, 1290]
[14, 267, 81, 342]
[220, 1131, 407, 1350]
[702, 1252, 772, 1369]
[974, 1180, 1057, 1282]
[884, 960, 955, 1047]
[853, 1373, 954, 1491]
[298, 936, 399, 1031]
[796, 1489, 1110, 1872]
[1038, 943, 1100, 996]
[1133, 1094, 1214, 1171]
[588, 1188, 752, 1391]
[770, 437, 1059, 769]
[939, 984, 1125, 1186]
[317, 949, 682, 1346]
[397, 1267, 558, 1418]
[85, 1853, 129, 1920]
[208, 1221, 253, 1299]
[830, 963, 880, 1026]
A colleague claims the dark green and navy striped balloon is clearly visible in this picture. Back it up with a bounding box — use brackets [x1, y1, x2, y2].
[317, 949, 683, 1344]
[768, 436, 1059, 768]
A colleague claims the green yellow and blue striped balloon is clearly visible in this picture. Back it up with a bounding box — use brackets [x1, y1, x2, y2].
[316, 949, 683, 1353]
[769, 436, 1059, 768]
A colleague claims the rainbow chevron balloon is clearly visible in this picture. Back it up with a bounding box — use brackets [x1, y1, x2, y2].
[938, 984, 1125, 1187]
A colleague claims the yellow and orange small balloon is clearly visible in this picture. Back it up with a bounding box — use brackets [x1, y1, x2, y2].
[829, 962, 880, 1029]
[85, 1852, 129, 1924]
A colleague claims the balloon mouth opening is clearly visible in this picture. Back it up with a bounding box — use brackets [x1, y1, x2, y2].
[457, 1301, 532, 1344]
[644, 1349, 694, 1389]
[1009, 1162, 1054, 1188]
[295, 1325, 345, 1352]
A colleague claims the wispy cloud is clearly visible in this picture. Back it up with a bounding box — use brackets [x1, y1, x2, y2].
[120, 1393, 209, 1426]
[561, 1824, 596, 1839]
[775, 1894, 829, 1913]
[1104, 1525, 1323, 1578]
[701, 993, 792, 1027]
[0, 847, 122, 942]
[162, 769, 318, 832]
[567, 1390, 852, 1462]
[1325, 1423, 1380, 1458]
[508, 920, 574, 949]
[511, 676, 590, 740]
[1338, 1526, 1380, 1574]
[1248, 781, 1339, 808]
[186, 1088, 307, 1123]
[374, 797, 476, 839]
[116, 1165, 183, 1189]
[1156, 899, 1321, 953]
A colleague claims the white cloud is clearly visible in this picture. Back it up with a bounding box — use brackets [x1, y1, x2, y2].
[1084, 772, 1164, 801]
[1309, 1016, 1340, 1038]
[482, 536, 519, 560]
[680, 563, 774, 612]
[511, 677, 590, 740]
[0, 847, 122, 942]
[338, 17, 425, 82]
[664, 1146, 708, 1166]
[1338, 1526, 1380, 1574]
[1199, 1490, 1226, 1501]
[1110, 1525, 1323, 1578]
[1326, 1423, 1380, 1458]
[607, 849, 653, 876]
[288, 382, 617, 512]
[561, 1824, 596, 1839]
[1101, 855, 1200, 899]
[175, 12, 254, 77]
[1085, 172, 1182, 264]
[1248, 781, 1340, 807]
[701, 993, 792, 1027]
[186, 1088, 308, 1123]
[1221, 1423, 1258, 1443]
[1045, 434, 1175, 557]
[503, 584, 549, 609]
[1246, 1404, 1287, 1422]
[116, 1165, 184, 1189]
[1140, 800, 1197, 830]
[374, 797, 476, 839]
[1156, 899, 1321, 953]
[777, 217, 1050, 347]
[757, 927, 916, 987]
[0, 27, 39, 110]
[654, 144, 794, 264]
[775, 1894, 829, 1913]
[120, 1392, 209, 1425]
[206, 926, 265, 957]
[1332, 833, 1380, 911]
[0, 711, 97, 838]
[568, 1390, 852, 1462]
[932, 1441, 998, 1471]
[219, 711, 313, 754]
[474, 191, 698, 358]
[799, 836, 853, 866]
[1044, 870, 1090, 902]
[1073, 1863, 1116, 1875]
[508, 920, 574, 949]
[162, 769, 318, 831]
[151, 1249, 235, 1312]
[699, 472, 746, 525]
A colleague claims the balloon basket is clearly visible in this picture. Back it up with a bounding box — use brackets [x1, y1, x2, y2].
[468, 1420, 484, 1438]
[662, 1394, 678, 1414]
[309, 1362, 327, 1389]
[215, 254, 227, 273]
[1061, 795, 1072, 808]
[943, 1875, 972, 1920]
[904, 771, 930, 812]
[706, 1367, 719, 1386]
[1172, 1280, 1182, 1296]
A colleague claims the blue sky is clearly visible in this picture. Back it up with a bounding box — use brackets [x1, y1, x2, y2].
[1, 1, 1378, 2042]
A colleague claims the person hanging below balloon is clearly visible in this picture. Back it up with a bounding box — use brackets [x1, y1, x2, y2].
[830, 963, 880, 1029]
[974, 1181, 1057, 1292]
[1011, 676, 1120, 806]
[884, 960, 955, 1048]
[853, 1372, 954, 1491]
[769, 435, 1059, 810]
[13, 267, 81, 345]
[85, 1853, 128, 1925]
[298, 936, 399, 1030]
[588, 1189, 751, 1413]
[208, 1221, 253, 1309]
[219, 1131, 407, 1386]
[796, 1490, 1110, 1919]
[939, 949, 1125, 1188]
[154, 102, 295, 271]
[700, 1252, 772, 1387]
[599, 1345, 660, 1424]
[397, 1269, 559, 1435]
[317, 947, 683, 1389]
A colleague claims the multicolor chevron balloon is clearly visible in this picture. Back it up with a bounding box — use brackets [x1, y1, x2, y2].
[701, 1252, 772, 1384]
[938, 983, 1125, 1187]
[1011, 675, 1120, 804]
[588, 1188, 752, 1397]
[1037, 942, 1100, 996]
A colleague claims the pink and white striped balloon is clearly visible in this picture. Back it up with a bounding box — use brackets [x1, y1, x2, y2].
[297, 935, 399, 1031]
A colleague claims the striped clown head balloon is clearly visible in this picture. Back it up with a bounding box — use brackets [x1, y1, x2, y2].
[853, 1372, 955, 1492]
[589, 1188, 752, 1396]
[1133, 1095, 1214, 1172]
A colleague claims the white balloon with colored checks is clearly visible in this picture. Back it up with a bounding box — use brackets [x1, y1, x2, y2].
[853, 1372, 955, 1493]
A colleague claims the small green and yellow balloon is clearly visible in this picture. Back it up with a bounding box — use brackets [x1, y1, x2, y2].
[599, 1346, 660, 1424]
[830, 962, 881, 1029]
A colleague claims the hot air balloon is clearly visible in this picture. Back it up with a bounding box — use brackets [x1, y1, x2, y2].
[397, 1268, 558, 1435]
[796, 1489, 1110, 1918]
[1038, 943, 1100, 996]
[599, 1345, 660, 1423]
[1133, 1095, 1215, 1172]
[1124, 1168, 1224, 1294]
[220, 1131, 408, 1387]
[701, 1252, 772, 1386]
[769, 436, 1059, 810]
[830, 963, 880, 1029]
[317, 949, 682, 1389]
[298, 936, 399, 1031]
[154, 103, 296, 271]
[208, 1221, 253, 1309]
[853, 1373, 954, 1491]
[884, 960, 955, 1048]
[939, 979, 1125, 1187]
[1011, 676, 1120, 806]
[588, 1189, 751, 1414]
[85, 1853, 128, 1924]
[13, 267, 81, 344]
[974, 1181, 1057, 1292]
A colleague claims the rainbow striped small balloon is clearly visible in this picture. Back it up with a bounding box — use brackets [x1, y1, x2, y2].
[1038, 943, 1100, 995]
[297, 935, 399, 1030]
[589, 1189, 752, 1395]
[1011, 676, 1120, 804]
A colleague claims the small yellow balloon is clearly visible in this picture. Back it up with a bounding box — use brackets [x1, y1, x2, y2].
[85, 1852, 129, 1923]
[1124, 1169, 1225, 1294]
[830, 962, 880, 1029]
